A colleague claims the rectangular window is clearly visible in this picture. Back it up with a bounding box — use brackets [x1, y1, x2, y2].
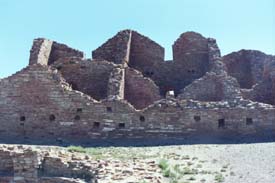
[93, 122, 100, 128]
[218, 119, 225, 128]
[118, 123, 125, 128]
[246, 118, 253, 125]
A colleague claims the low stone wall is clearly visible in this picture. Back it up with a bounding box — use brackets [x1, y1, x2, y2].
[0, 145, 96, 183]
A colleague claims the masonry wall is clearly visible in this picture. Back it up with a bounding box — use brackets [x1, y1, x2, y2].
[52, 58, 116, 101]
[222, 50, 274, 89]
[124, 68, 161, 109]
[48, 41, 84, 65]
[128, 31, 165, 73]
[0, 145, 96, 183]
[0, 65, 274, 145]
[92, 30, 132, 65]
[172, 32, 210, 77]
[29, 38, 53, 65]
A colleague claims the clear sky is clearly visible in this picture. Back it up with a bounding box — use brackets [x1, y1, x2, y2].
[0, 0, 274, 78]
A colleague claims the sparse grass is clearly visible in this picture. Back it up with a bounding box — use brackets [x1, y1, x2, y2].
[66, 146, 157, 160]
[67, 146, 228, 183]
[196, 164, 202, 168]
[67, 146, 87, 153]
[159, 159, 169, 170]
[215, 173, 225, 182]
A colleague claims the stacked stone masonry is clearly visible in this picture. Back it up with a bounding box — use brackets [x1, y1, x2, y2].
[0, 29, 275, 145]
[0, 145, 97, 183]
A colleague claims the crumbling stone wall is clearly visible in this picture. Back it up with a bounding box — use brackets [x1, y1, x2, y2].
[52, 58, 116, 100]
[29, 38, 53, 65]
[0, 64, 274, 143]
[178, 38, 242, 102]
[222, 50, 274, 89]
[29, 38, 84, 66]
[107, 66, 125, 100]
[48, 41, 84, 65]
[128, 31, 165, 73]
[178, 73, 241, 101]
[124, 68, 161, 109]
[1, 29, 275, 145]
[92, 30, 132, 65]
[0, 145, 96, 183]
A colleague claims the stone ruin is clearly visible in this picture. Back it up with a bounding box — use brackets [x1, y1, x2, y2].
[0, 29, 275, 145]
[0, 145, 98, 183]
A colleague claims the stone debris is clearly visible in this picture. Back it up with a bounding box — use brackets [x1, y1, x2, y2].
[0, 145, 163, 183]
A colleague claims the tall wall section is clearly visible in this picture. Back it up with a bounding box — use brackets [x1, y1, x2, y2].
[92, 30, 132, 65]
[29, 38, 84, 66]
[29, 38, 53, 65]
[124, 68, 161, 109]
[52, 58, 116, 101]
[0, 64, 274, 144]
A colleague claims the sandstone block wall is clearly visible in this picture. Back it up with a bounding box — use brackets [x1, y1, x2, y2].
[92, 30, 132, 65]
[48, 41, 84, 65]
[0, 145, 96, 183]
[222, 50, 273, 89]
[107, 66, 125, 100]
[124, 68, 161, 109]
[52, 58, 116, 100]
[128, 31, 165, 72]
[29, 38, 53, 66]
[0, 29, 275, 145]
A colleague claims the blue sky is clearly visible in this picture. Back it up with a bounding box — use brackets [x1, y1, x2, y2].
[0, 0, 274, 78]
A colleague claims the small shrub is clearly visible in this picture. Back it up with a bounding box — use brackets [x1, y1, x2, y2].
[159, 159, 169, 170]
[188, 176, 196, 181]
[163, 168, 171, 177]
[215, 173, 225, 182]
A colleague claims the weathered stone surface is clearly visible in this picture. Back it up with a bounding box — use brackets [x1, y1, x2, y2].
[125, 67, 161, 109]
[0, 145, 164, 183]
[52, 58, 116, 100]
[48, 41, 84, 65]
[178, 72, 241, 102]
[0, 145, 97, 183]
[0, 29, 275, 144]
[92, 30, 132, 65]
[29, 38, 53, 66]
[222, 50, 274, 89]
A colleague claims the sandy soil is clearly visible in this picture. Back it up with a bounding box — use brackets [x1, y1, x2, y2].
[83, 142, 275, 183]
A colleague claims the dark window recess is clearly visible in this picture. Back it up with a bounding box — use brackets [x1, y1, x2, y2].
[118, 123, 125, 128]
[106, 107, 112, 112]
[77, 108, 82, 112]
[71, 83, 78, 90]
[218, 119, 225, 128]
[187, 69, 196, 74]
[49, 114, 55, 121]
[139, 115, 145, 122]
[93, 122, 100, 128]
[74, 115, 80, 120]
[194, 116, 201, 122]
[20, 116, 26, 121]
[145, 71, 154, 77]
[246, 118, 253, 125]
[56, 66, 62, 70]
[20, 122, 24, 126]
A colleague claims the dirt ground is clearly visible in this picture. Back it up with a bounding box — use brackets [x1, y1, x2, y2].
[70, 142, 275, 183]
